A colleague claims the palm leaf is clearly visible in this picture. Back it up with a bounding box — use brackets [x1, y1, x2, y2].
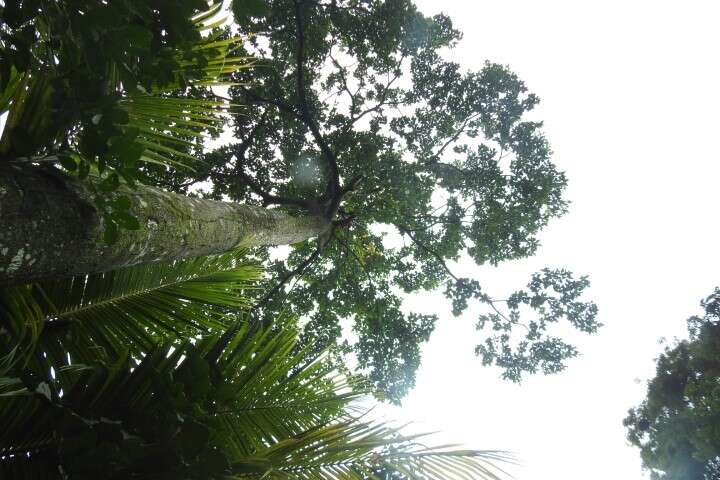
[0, 250, 261, 369]
[192, 1, 225, 26]
[198, 321, 364, 457]
[108, 32, 252, 173]
[0, 0, 252, 177]
[0, 73, 57, 158]
[0, 67, 28, 115]
[205, 322, 514, 480]
[0, 316, 512, 480]
[231, 420, 514, 480]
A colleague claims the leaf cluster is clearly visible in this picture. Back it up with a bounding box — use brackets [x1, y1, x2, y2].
[182, 0, 600, 400]
[624, 288, 720, 480]
[0, 1, 250, 241]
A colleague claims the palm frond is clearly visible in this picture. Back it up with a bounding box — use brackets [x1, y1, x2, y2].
[229, 419, 514, 480]
[197, 321, 364, 457]
[0, 73, 56, 158]
[0, 67, 28, 115]
[0, 316, 512, 480]
[0, 250, 261, 368]
[192, 1, 225, 26]
[0, 381, 55, 458]
[208, 322, 514, 480]
[119, 94, 235, 171]
[0, 1, 252, 177]
[102, 32, 252, 174]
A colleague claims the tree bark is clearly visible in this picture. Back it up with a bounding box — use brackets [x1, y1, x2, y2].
[0, 164, 331, 286]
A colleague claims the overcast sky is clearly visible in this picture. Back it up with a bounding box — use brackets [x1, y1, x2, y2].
[373, 1, 720, 479]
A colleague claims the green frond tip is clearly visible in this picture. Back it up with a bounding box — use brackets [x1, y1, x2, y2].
[0, 250, 261, 366]
[192, 1, 225, 26]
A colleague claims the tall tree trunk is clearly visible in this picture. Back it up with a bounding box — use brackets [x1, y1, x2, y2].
[0, 165, 330, 286]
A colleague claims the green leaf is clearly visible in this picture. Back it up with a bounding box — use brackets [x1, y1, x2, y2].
[103, 218, 118, 244]
[232, 0, 268, 22]
[113, 196, 132, 211]
[59, 154, 78, 172]
[178, 420, 210, 458]
[99, 173, 120, 192]
[81, 128, 108, 157]
[109, 136, 145, 169]
[114, 211, 140, 230]
[175, 350, 210, 400]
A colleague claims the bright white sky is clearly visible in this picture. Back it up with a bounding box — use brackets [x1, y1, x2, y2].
[373, 1, 720, 479]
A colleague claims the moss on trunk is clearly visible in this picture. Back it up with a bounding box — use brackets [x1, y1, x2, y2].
[0, 165, 330, 285]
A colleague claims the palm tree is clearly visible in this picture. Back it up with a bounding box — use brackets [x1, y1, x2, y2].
[0, 0, 329, 286]
[0, 257, 512, 479]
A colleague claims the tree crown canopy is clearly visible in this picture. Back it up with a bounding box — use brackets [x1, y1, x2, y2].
[154, 0, 600, 401]
[624, 288, 720, 480]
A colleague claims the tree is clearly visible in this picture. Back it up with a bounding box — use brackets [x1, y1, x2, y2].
[0, 165, 329, 285]
[0, 0, 599, 402]
[0, 255, 512, 479]
[195, 0, 597, 400]
[624, 288, 720, 480]
[0, 0, 329, 285]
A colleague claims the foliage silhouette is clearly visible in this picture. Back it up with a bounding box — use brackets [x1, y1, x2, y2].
[624, 288, 720, 480]
[174, 0, 600, 400]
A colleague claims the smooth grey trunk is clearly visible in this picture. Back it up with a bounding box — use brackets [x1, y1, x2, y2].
[0, 164, 331, 286]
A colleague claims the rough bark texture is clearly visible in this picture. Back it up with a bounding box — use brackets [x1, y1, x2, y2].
[0, 164, 330, 285]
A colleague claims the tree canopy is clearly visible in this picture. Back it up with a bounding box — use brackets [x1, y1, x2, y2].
[0, 0, 599, 476]
[0, 0, 599, 403]
[624, 288, 720, 480]
[161, 0, 599, 401]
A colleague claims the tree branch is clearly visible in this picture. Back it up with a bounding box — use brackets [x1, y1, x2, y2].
[254, 245, 323, 321]
[293, 0, 342, 212]
[237, 87, 300, 118]
[328, 48, 359, 118]
[399, 227, 517, 328]
[398, 226, 459, 282]
[341, 66, 404, 134]
[231, 121, 313, 210]
[425, 112, 482, 165]
[335, 231, 377, 292]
